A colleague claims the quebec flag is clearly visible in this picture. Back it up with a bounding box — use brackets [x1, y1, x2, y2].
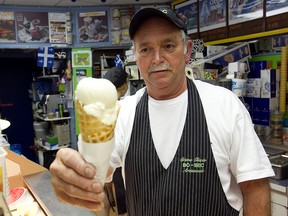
[37, 47, 54, 68]
[114, 54, 123, 68]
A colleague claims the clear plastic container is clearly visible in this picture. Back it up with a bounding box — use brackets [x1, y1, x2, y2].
[270, 110, 284, 143]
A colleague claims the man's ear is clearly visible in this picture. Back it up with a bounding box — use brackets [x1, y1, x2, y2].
[185, 40, 193, 64]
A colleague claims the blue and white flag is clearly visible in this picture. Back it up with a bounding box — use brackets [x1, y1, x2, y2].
[37, 47, 54, 68]
[114, 54, 123, 68]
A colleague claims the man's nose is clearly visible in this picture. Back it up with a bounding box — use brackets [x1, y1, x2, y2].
[152, 49, 164, 64]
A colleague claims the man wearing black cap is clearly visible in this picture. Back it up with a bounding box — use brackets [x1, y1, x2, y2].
[50, 7, 274, 216]
[104, 67, 129, 216]
[104, 66, 129, 100]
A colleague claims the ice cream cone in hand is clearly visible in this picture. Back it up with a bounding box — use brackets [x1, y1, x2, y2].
[75, 77, 119, 184]
[75, 77, 119, 143]
[76, 101, 116, 143]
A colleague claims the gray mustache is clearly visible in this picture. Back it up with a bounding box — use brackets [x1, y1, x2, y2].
[148, 63, 172, 72]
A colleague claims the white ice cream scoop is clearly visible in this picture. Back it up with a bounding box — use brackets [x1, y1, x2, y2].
[75, 77, 119, 125]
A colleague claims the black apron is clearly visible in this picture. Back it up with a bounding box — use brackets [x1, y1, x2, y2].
[125, 79, 239, 216]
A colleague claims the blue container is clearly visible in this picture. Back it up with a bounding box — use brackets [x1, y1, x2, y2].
[10, 144, 22, 155]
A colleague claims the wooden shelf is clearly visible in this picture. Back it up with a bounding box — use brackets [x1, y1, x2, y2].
[35, 112, 71, 121]
[204, 28, 288, 45]
[36, 140, 70, 151]
[36, 75, 60, 79]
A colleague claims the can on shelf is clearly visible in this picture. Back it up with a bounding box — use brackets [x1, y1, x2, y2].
[58, 103, 64, 118]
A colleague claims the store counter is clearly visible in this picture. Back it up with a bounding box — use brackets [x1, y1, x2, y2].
[269, 178, 288, 215]
[5, 148, 95, 216]
[5, 146, 288, 216]
[6, 147, 47, 189]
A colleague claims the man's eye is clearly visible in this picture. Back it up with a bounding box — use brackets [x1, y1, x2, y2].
[140, 48, 149, 53]
[139, 48, 151, 56]
[165, 44, 175, 51]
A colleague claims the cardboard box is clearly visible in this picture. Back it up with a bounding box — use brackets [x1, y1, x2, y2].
[253, 98, 279, 112]
[272, 35, 288, 50]
[261, 69, 277, 98]
[248, 61, 272, 78]
[244, 78, 261, 98]
[211, 43, 251, 70]
[252, 110, 270, 126]
[5, 148, 47, 188]
[258, 38, 273, 52]
[246, 78, 262, 88]
[206, 45, 227, 56]
[191, 42, 251, 79]
[244, 97, 279, 126]
[245, 87, 261, 98]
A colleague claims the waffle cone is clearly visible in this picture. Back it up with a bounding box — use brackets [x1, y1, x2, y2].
[76, 101, 116, 143]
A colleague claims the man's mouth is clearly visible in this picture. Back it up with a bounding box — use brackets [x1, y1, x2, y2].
[148, 64, 171, 73]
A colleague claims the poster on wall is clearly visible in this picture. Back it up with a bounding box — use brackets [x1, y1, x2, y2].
[15, 12, 49, 43]
[49, 13, 67, 43]
[266, 0, 288, 17]
[72, 49, 92, 68]
[78, 11, 109, 43]
[174, 0, 198, 34]
[199, 0, 226, 32]
[0, 11, 16, 43]
[110, 6, 135, 45]
[229, 0, 263, 25]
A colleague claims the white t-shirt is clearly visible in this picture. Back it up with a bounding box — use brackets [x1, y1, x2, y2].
[110, 79, 275, 211]
[149, 91, 188, 169]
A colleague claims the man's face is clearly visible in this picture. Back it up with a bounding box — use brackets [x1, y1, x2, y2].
[133, 17, 191, 99]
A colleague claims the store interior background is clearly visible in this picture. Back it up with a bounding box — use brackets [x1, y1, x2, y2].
[0, 0, 287, 167]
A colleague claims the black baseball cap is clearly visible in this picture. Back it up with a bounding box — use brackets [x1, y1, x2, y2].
[129, 7, 187, 40]
[104, 67, 128, 88]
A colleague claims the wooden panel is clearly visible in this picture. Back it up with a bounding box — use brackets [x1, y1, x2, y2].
[229, 18, 264, 38]
[266, 13, 288, 31]
[189, 32, 200, 40]
[199, 27, 227, 42]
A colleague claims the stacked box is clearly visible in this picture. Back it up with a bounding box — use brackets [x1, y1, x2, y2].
[258, 38, 273, 52]
[206, 45, 227, 56]
[191, 42, 251, 79]
[245, 63, 278, 99]
[260, 69, 276, 98]
[248, 61, 272, 78]
[245, 78, 261, 98]
[244, 97, 279, 126]
[242, 61, 278, 127]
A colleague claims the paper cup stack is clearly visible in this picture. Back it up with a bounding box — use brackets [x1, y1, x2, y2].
[232, 78, 246, 97]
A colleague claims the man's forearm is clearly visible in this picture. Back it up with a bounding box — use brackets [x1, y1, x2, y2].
[240, 178, 271, 216]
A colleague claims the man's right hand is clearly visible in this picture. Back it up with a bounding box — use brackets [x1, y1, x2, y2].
[50, 148, 105, 211]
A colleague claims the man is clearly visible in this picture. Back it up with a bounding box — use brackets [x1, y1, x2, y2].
[104, 66, 129, 216]
[50, 7, 274, 216]
[104, 66, 129, 100]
